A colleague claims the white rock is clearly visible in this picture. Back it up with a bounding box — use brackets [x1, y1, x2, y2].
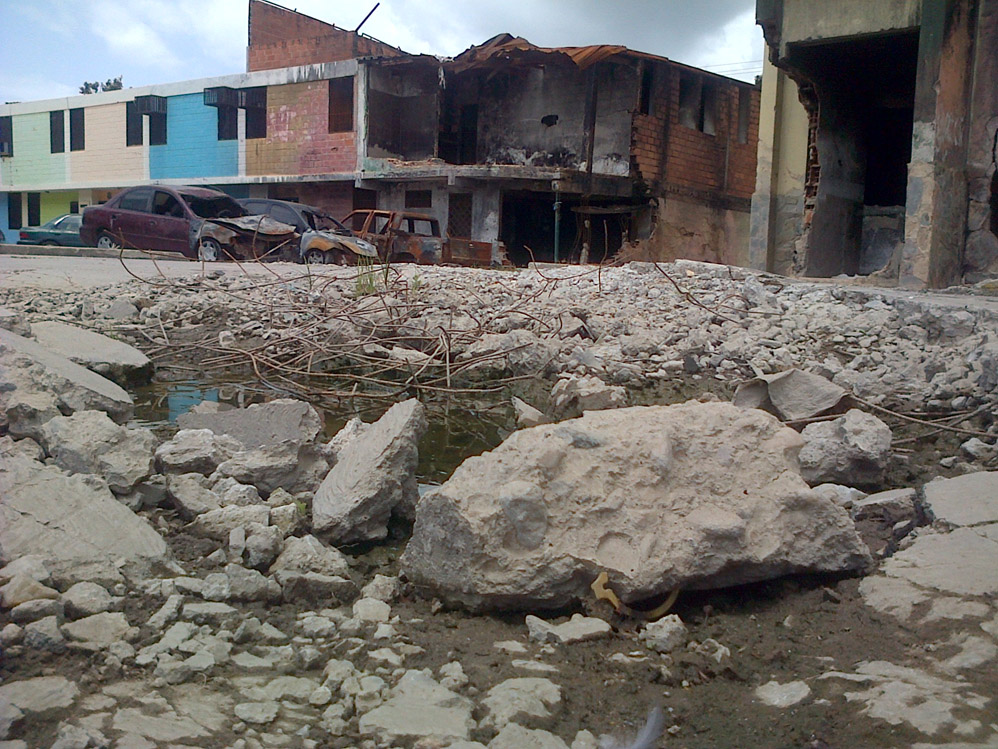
[357, 670, 474, 743]
[640, 615, 688, 653]
[353, 597, 391, 623]
[798, 410, 892, 486]
[313, 399, 428, 543]
[755, 680, 811, 707]
[402, 402, 870, 610]
[37, 410, 156, 494]
[525, 614, 611, 645]
[482, 677, 562, 729]
[155, 429, 241, 476]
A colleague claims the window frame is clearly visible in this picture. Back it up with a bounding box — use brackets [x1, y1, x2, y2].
[50, 111, 65, 154]
[69, 108, 85, 151]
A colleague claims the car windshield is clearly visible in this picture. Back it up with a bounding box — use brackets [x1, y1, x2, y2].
[58, 215, 81, 230]
[180, 193, 247, 219]
[307, 210, 352, 235]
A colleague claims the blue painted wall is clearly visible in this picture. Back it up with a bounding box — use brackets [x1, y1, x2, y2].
[149, 94, 238, 180]
[0, 193, 12, 243]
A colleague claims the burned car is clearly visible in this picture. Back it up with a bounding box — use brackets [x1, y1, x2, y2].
[239, 198, 378, 265]
[80, 185, 297, 261]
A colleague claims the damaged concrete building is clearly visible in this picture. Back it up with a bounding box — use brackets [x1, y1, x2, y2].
[244, 0, 761, 265]
[0, 0, 760, 266]
[750, 0, 998, 287]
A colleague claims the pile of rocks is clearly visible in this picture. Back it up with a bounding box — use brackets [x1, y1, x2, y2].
[2, 262, 998, 747]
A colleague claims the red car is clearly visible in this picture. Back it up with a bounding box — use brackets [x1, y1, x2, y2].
[80, 185, 296, 260]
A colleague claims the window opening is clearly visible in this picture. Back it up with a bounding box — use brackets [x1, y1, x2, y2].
[50, 111, 64, 153]
[328, 77, 354, 133]
[69, 108, 85, 151]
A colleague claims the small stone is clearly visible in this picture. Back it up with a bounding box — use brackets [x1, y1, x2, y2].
[234, 702, 280, 725]
[353, 597, 391, 623]
[640, 615, 688, 654]
[23, 616, 67, 653]
[525, 614, 611, 645]
[1, 575, 59, 608]
[62, 581, 114, 619]
[755, 680, 811, 707]
[309, 686, 332, 706]
[10, 598, 63, 624]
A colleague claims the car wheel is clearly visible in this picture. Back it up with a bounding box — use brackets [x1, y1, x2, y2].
[40, 241, 58, 246]
[198, 238, 222, 262]
[304, 248, 326, 265]
[96, 232, 121, 250]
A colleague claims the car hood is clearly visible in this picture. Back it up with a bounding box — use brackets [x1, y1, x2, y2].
[302, 230, 379, 258]
[207, 215, 298, 236]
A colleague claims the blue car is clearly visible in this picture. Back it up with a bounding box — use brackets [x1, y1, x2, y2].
[17, 214, 87, 247]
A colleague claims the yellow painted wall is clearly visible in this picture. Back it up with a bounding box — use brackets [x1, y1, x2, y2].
[39, 191, 78, 223]
[68, 102, 144, 185]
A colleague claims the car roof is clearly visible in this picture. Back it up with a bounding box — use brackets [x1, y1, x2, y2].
[241, 198, 322, 215]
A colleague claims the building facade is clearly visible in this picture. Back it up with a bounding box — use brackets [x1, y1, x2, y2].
[1, 0, 760, 266]
[750, 0, 998, 288]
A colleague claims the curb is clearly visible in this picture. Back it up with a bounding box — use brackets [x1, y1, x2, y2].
[0, 243, 184, 261]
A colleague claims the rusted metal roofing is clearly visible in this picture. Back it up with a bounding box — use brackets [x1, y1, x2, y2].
[446, 33, 659, 73]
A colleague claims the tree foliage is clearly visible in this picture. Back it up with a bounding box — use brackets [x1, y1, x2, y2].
[79, 76, 123, 95]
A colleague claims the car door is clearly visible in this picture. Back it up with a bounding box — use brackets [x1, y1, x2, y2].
[151, 190, 192, 253]
[111, 187, 154, 250]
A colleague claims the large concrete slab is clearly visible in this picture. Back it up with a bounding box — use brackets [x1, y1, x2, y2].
[0, 327, 132, 423]
[923, 472, 998, 527]
[177, 398, 322, 450]
[0, 444, 170, 586]
[30, 321, 152, 386]
[881, 528, 998, 597]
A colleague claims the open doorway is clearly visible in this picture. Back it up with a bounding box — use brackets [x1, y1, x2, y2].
[500, 191, 628, 266]
[788, 31, 918, 276]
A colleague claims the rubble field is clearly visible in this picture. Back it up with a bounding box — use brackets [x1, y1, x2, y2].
[1, 259, 997, 749]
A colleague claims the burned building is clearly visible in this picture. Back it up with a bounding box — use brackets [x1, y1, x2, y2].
[244, 0, 760, 266]
[750, 0, 998, 288]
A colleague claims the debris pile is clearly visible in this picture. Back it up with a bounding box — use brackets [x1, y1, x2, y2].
[1, 260, 997, 747]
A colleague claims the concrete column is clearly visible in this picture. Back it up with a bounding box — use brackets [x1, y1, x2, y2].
[900, 0, 978, 288]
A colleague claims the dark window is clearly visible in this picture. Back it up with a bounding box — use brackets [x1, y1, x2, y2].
[737, 87, 751, 144]
[7, 192, 22, 229]
[50, 111, 65, 153]
[701, 84, 717, 135]
[126, 101, 143, 146]
[243, 87, 267, 139]
[678, 74, 699, 129]
[27, 193, 41, 226]
[0, 116, 13, 156]
[149, 112, 167, 146]
[639, 67, 654, 115]
[69, 108, 85, 151]
[153, 191, 185, 218]
[218, 106, 238, 141]
[678, 74, 716, 135]
[328, 77, 353, 133]
[272, 205, 302, 229]
[118, 188, 152, 212]
[405, 190, 432, 209]
[246, 107, 266, 139]
[69, 201, 79, 214]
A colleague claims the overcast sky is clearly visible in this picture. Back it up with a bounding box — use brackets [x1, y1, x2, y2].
[0, 0, 763, 104]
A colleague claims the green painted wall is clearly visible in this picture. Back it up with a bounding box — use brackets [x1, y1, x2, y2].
[2, 112, 67, 188]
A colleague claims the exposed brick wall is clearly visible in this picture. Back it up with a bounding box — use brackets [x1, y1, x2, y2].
[247, 0, 403, 71]
[270, 181, 354, 219]
[631, 63, 759, 203]
[246, 81, 357, 176]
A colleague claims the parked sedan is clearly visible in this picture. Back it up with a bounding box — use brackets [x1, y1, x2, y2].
[80, 185, 297, 260]
[239, 198, 378, 265]
[17, 214, 86, 247]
